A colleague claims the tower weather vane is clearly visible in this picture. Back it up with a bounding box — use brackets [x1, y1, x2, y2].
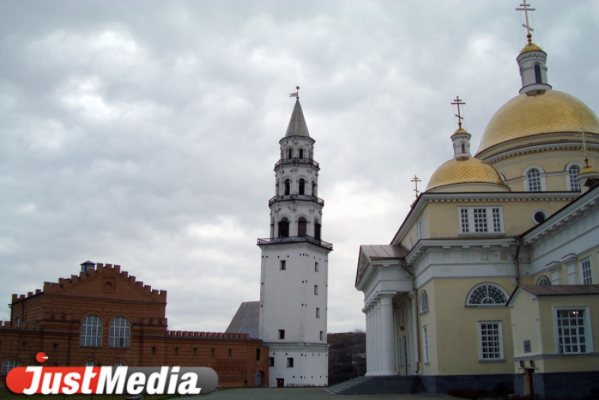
[451, 96, 466, 129]
[411, 175, 422, 198]
[516, 1, 536, 42]
[289, 86, 300, 99]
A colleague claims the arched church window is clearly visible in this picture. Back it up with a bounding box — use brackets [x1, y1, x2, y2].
[569, 165, 581, 191]
[534, 64, 542, 84]
[420, 291, 429, 314]
[314, 220, 321, 241]
[461, 143, 466, 153]
[312, 181, 316, 196]
[537, 276, 551, 286]
[80, 315, 102, 347]
[298, 217, 307, 237]
[109, 316, 130, 348]
[284, 179, 291, 196]
[299, 179, 305, 195]
[466, 284, 508, 306]
[299, 149, 304, 159]
[278, 218, 290, 238]
[288, 148, 293, 159]
[527, 168, 542, 192]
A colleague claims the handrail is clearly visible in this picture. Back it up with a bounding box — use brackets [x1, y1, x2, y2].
[257, 236, 333, 250]
[269, 195, 324, 206]
[274, 158, 319, 169]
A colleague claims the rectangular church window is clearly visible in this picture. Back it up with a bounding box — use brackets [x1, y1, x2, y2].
[278, 329, 285, 339]
[478, 322, 503, 360]
[474, 209, 488, 232]
[287, 358, 294, 367]
[315, 262, 319, 272]
[316, 308, 320, 318]
[557, 309, 588, 353]
[459, 207, 503, 234]
[269, 357, 275, 367]
[280, 260, 286, 270]
[581, 258, 592, 284]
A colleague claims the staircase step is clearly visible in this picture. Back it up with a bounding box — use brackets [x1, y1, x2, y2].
[326, 375, 426, 395]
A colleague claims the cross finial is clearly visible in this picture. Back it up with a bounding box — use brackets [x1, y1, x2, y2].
[411, 175, 422, 198]
[289, 86, 300, 100]
[577, 128, 591, 169]
[451, 96, 466, 129]
[516, 1, 536, 43]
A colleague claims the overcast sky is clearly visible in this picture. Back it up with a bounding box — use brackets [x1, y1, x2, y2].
[1, 1, 598, 333]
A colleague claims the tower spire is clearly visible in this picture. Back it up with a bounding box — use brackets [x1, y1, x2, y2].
[516, 1, 536, 43]
[285, 89, 310, 138]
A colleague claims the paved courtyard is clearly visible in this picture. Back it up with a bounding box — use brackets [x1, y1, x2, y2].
[181, 387, 451, 399]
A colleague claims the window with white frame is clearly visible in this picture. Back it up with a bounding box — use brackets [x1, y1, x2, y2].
[580, 258, 592, 285]
[423, 325, 430, 363]
[568, 165, 581, 191]
[537, 276, 551, 286]
[527, 168, 542, 192]
[80, 315, 102, 347]
[83, 361, 97, 367]
[416, 218, 424, 240]
[556, 308, 590, 354]
[478, 322, 503, 360]
[420, 291, 429, 314]
[109, 316, 130, 348]
[2, 360, 18, 376]
[459, 207, 503, 234]
[467, 284, 508, 306]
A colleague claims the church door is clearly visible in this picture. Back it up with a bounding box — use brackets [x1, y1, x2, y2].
[254, 371, 262, 386]
[277, 378, 284, 388]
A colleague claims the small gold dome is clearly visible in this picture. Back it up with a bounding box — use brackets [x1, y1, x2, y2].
[477, 90, 599, 155]
[426, 157, 506, 191]
[519, 42, 544, 55]
[580, 165, 597, 175]
[452, 127, 470, 137]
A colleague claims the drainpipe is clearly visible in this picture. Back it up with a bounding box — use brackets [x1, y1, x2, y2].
[400, 259, 421, 375]
[514, 237, 521, 286]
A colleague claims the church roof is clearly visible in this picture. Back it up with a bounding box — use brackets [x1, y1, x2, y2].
[477, 90, 599, 155]
[360, 245, 407, 260]
[225, 301, 260, 339]
[285, 99, 310, 138]
[519, 41, 544, 55]
[426, 157, 506, 192]
[520, 284, 599, 296]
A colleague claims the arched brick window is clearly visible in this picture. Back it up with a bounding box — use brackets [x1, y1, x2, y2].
[80, 315, 102, 347]
[2, 360, 18, 376]
[109, 317, 130, 348]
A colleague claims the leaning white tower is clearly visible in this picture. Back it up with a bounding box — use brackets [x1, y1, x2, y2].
[257, 95, 332, 388]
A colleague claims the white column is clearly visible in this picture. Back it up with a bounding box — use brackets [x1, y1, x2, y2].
[364, 307, 372, 375]
[409, 291, 420, 375]
[376, 299, 382, 373]
[380, 294, 396, 375]
[547, 261, 562, 284]
[372, 303, 378, 374]
[562, 254, 579, 284]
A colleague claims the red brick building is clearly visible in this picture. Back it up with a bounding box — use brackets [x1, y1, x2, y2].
[0, 262, 269, 387]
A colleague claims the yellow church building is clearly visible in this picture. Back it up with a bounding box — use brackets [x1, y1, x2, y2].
[354, 4, 599, 399]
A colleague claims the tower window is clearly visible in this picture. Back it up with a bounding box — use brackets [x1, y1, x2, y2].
[152, 347, 156, 355]
[256, 349, 261, 361]
[278, 218, 289, 238]
[298, 217, 307, 237]
[314, 221, 321, 241]
[280, 260, 286, 270]
[314, 285, 318, 295]
[299, 179, 305, 195]
[287, 357, 294, 368]
[534, 64, 542, 84]
[288, 148, 293, 159]
[312, 181, 316, 196]
[461, 143, 466, 153]
[320, 331, 324, 341]
[316, 308, 320, 318]
[278, 329, 285, 339]
[228, 349, 232, 357]
[299, 149, 304, 159]
[211, 348, 215, 357]
[269, 357, 275, 366]
[315, 262, 319, 272]
[284, 179, 291, 195]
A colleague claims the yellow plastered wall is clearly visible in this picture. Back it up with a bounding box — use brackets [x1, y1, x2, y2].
[511, 292, 599, 373]
[400, 209, 428, 250]
[490, 148, 599, 192]
[425, 201, 570, 238]
[419, 280, 438, 375]
[433, 278, 516, 375]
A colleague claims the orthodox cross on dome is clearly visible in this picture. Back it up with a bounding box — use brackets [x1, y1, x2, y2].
[289, 86, 300, 100]
[451, 96, 466, 129]
[516, 1, 536, 43]
[411, 175, 422, 198]
[578, 128, 591, 167]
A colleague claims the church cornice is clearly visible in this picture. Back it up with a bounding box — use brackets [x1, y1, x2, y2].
[405, 237, 517, 265]
[264, 342, 330, 351]
[481, 140, 599, 164]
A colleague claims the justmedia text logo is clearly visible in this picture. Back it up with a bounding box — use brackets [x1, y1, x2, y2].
[7, 365, 218, 395]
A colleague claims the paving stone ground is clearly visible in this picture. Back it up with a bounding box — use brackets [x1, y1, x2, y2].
[179, 387, 452, 400]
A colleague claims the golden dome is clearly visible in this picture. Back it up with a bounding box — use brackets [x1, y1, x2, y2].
[426, 157, 506, 191]
[519, 42, 544, 55]
[477, 90, 599, 154]
[452, 127, 470, 137]
[580, 165, 597, 175]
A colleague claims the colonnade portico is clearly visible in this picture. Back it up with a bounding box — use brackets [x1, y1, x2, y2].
[363, 291, 403, 376]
